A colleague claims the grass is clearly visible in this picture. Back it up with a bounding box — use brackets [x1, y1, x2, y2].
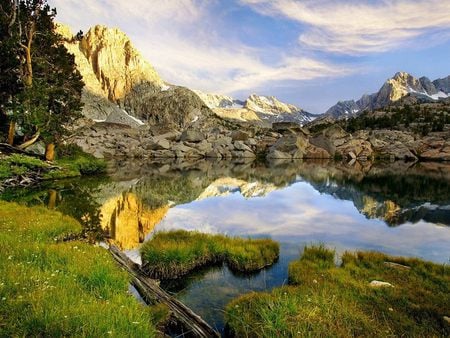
[140, 230, 280, 279]
[0, 201, 168, 337]
[225, 245, 450, 337]
[0, 151, 106, 183]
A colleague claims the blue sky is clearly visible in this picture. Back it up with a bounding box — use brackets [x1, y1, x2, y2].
[50, 0, 450, 113]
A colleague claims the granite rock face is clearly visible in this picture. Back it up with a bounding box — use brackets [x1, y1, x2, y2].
[79, 25, 163, 103]
[57, 24, 163, 121]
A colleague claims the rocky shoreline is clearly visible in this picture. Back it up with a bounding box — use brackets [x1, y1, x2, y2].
[72, 120, 450, 162]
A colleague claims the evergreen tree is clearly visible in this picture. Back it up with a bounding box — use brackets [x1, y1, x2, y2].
[0, 0, 84, 160]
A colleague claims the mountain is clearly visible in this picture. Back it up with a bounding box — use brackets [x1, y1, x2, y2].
[193, 91, 245, 109]
[196, 91, 316, 126]
[325, 72, 450, 119]
[244, 94, 316, 125]
[58, 24, 216, 130]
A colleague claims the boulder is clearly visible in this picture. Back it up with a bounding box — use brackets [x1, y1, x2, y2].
[152, 150, 175, 158]
[180, 130, 205, 143]
[267, 150, 292, 160]
[25, 141, 46, 156]
[305, 145, 332, 159]
[375, 142, 418, 161]
[212, 136, 233, 147]
[336, 138, 373, 160]
[309, 134, 335, 157]
[144, 137, 171, 150]
[369, 280, 394, 288]
[234, 141, 253, 152]
[192, 140, 213, 153]
[231, 150, 256, 158]
[268, 134, 309, 159]
[206, 149, 223, 159]
[104, 108, 144, 128]
[231, 130, 250, 141]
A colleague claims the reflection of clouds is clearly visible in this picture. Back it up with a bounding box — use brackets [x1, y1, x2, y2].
[155, 182, 450, 263]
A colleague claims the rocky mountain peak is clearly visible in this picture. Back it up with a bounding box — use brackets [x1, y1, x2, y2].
[325, 72, 450, 120]
[433, 75, 450, 93]
[245, 94, 300, 115]
[81, 25, 163, 103]
[193, 91, 244, 109]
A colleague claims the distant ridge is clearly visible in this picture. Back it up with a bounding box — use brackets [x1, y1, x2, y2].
[325, 72, 450, 119]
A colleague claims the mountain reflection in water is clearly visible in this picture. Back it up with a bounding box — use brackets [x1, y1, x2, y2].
[3, 159, 450, 254]
[3, 159, 450, 333]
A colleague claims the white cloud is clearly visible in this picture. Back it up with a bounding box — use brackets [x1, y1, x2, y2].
[49, 0, 351, 96]
[241, 0, 450, 54]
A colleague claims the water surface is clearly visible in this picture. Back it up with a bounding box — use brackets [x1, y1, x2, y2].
[3, 159, 450, 333]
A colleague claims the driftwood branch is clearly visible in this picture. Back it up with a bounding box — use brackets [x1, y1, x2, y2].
[17, 130, 40, 149]
[109, 245, 219, 338]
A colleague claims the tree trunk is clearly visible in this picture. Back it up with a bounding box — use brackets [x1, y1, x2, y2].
[48, 190, 57, 209]
[7, 121, 16, 145]
[45, 143, 55, 161]
[23, 46, 33, 87]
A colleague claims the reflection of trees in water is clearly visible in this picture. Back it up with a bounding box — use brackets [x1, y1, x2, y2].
[2, 160, 450, 235]
[296, 161, 450, 226]
[0, 177, 108, 241]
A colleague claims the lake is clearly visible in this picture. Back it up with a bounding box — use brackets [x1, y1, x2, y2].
[2, 159, 450, 334]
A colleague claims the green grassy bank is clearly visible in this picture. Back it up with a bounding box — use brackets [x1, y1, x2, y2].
[0, 151, 106, 184]
[226, 245, 450, 337]
[0, 201, 167, 337]
[140, 230, 280, 279]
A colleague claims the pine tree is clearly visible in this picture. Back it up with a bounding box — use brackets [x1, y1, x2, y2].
[0, 0, 84, 160]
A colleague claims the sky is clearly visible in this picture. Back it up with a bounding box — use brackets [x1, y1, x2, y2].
[49, 0, 450, 114]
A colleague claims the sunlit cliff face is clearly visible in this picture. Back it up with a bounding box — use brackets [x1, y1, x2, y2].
[100, 192, 169, 250]
[361, 196, 401, 224]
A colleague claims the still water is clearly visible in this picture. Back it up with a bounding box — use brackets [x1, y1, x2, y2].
[3, 159, 450, 333]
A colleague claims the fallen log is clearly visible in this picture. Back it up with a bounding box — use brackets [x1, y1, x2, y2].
[109, 245, 220, 338]
[0, 143, 45, 160]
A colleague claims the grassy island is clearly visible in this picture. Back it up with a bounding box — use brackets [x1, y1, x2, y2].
[140, 230, 280, 279]
[226, 245, 450, 337]
[0, 201, 167, 337]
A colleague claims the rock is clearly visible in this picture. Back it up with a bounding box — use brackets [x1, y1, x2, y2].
[104, 108, 144, 128]
[231, 150, 255, 158]
[337, 139, 373, 160]
[144, 137, 171, 151]
[25, 141, 46, 156]
[418, 138, 450, 161]
[305, 145, 332, 159]
[247, 138, 257, 146]
[77, 25, 163, 103]
[57, 24, 163, 121]
[206, 149, 222, 159]
[268, 134, 309, 159]
[375, 142, 418, 161]
[180, 130, 205, 143]
[152, 150, 175, 158]
[231, 130, 250, 141]
[234, 141, 253, 152]
[193, 140, 213, 153]
[369, 280, 394, 288]
[309, 134, 336, 157]
[267, 150, 292, 160]
[155, 131, 180, 141]
[323, 125, 348, 140]
[213, 136, 233, 147]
